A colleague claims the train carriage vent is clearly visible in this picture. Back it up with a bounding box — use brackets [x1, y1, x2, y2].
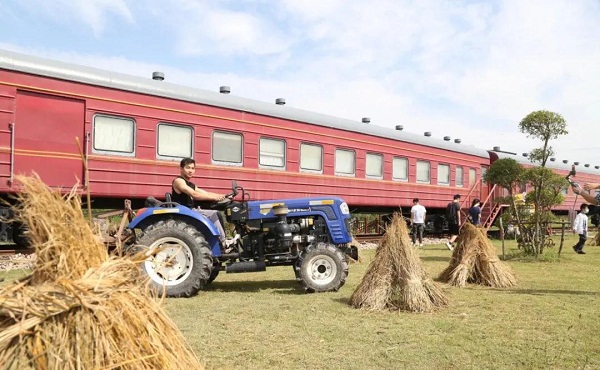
[395, 125, 403, 131]
[454, 139, 461, 144]
[152, 72, 164, 81]
[563, 160, 568, 164]
[424, 132, 431, 137]
[362, 117, 370, 124]
[220, 86, 231, 94]
[275, 98, 286, 105]
[443, 136, 451, 141]
[493, 146, 501, 151]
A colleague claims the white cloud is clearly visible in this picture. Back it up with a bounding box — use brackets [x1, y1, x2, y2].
[2, 0, 599, 166]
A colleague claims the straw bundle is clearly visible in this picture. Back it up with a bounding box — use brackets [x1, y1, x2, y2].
[349, 213, 448, 312]
[589, 228, 600, 246]
[0, 175, 203, 370]
[439, 223, 516, 288]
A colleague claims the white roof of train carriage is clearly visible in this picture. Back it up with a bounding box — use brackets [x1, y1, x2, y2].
[491, 150, 600, 176]
[0, 49, 491, 160]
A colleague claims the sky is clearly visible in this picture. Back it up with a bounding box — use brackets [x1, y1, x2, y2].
[1, 0, 599, 167]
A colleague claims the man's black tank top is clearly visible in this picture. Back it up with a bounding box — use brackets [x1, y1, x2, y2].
[171, 176, 195, 207]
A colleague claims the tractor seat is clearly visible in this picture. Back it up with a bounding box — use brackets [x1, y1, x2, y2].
[144, 196, 163, 207]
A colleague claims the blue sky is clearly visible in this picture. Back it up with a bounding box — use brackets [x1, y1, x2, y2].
[1, 0, 599, 167]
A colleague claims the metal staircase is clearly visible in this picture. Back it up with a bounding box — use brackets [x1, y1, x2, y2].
[483, 203, 509, 231]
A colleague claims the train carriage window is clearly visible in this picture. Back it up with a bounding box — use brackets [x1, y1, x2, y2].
[157, 123, 193, 159]
[438, 164, 450, 185]
[212, 131, 243, 165]
[259, 137, 286, 169]
[300, 143, 323, 173]
[469, 168, 476, 187]
[392, 157, 408, 181]
[335, 149, 355, 176]
[456, 166, 464, 187]
[365, 153, 383, 179]
[93, 115, 135, 155]
[416, 161, 431, 184]
[481, 166, 488, 184]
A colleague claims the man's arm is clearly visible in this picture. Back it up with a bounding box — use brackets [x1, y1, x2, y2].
[173, 178, 224, 202]
[572, 183, 600, 205]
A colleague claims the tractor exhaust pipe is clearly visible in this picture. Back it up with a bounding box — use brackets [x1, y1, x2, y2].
[225, 261, 266, 273]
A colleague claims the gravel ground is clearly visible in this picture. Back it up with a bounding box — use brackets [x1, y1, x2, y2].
[356, 236, 451, 250]
[0, 253, 36, 272]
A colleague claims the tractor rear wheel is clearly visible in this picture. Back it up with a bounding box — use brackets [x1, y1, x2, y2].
[138, 219, 212, 297]
[295, 242, 348, 293]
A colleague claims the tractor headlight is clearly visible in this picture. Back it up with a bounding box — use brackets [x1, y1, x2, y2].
[340, 202, 350, 215]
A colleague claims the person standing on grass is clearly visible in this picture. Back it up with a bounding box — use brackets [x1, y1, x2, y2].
[572, 203, 589, 255]
[410, 198, 426, 247]
[445, 194, 461, 251]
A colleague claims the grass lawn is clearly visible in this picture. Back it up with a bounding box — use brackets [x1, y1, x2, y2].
[2, 234, 600, 369]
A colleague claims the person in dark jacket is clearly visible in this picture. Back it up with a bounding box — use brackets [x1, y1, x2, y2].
[469, 198, 482, 226]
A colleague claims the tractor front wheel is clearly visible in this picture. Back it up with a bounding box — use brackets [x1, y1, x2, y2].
[295, 242, 348, 293]
[137, 219, 212, 298]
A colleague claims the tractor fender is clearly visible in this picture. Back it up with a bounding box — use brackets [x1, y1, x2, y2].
[128, 206, 222, 255]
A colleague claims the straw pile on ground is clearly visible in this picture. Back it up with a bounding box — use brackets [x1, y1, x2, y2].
[439, 223, 517, 288]
[0, 175, 204, 370]
[349, 213, 448, 312]
[589, 229, 600, 246]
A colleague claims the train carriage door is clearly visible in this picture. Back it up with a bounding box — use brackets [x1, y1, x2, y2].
[13, 91, 84, 188]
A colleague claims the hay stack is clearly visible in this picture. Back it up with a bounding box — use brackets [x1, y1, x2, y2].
[589, 228, 600, 246]
[0, 175, 204, 370]
[349, 213, 448, 312]
[439, 223, 517, 288]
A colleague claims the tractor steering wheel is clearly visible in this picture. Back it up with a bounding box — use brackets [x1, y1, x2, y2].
[210, 193, 234, 209]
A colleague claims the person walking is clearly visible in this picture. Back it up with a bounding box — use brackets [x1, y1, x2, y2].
[445, 194, 461, 251]
[469, 198, 482, 226]
[572, 203, 589, 254]
[410, 198, 426, 247]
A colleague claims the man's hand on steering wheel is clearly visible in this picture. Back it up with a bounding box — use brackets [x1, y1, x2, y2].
[211, 193, 234, 208]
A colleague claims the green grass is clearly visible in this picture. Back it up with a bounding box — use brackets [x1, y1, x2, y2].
[2, 235, 600, 369]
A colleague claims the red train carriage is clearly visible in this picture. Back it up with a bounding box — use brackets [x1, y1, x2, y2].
[0, 49, 492, 222]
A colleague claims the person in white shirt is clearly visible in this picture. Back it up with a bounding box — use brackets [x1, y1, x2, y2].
[572, 203, 589, 255]
[410, 198, 427, 247]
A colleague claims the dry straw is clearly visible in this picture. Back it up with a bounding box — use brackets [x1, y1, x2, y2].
[349, 213, 448, 312]
[439, 223, 517, 288]
[0, 175, 204, 370]
[589, 228, 600, 246]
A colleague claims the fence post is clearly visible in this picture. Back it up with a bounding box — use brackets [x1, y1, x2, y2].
[558, 221, 565, 256]
[499, 217, 505, 259]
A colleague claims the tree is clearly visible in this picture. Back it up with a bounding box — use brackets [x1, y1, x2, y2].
[518, 110, 568, 255]
[519, 111, 568, 167]
[484, 158, 525, 228]
[522, 167, 567, 254]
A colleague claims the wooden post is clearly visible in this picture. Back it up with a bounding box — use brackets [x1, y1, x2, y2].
[76, 137, 92, 225]
[558, 221, 566, 256]
[499, 217, 505, 259]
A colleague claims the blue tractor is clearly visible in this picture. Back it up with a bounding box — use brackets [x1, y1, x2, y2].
[126, 182, 357, 297]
